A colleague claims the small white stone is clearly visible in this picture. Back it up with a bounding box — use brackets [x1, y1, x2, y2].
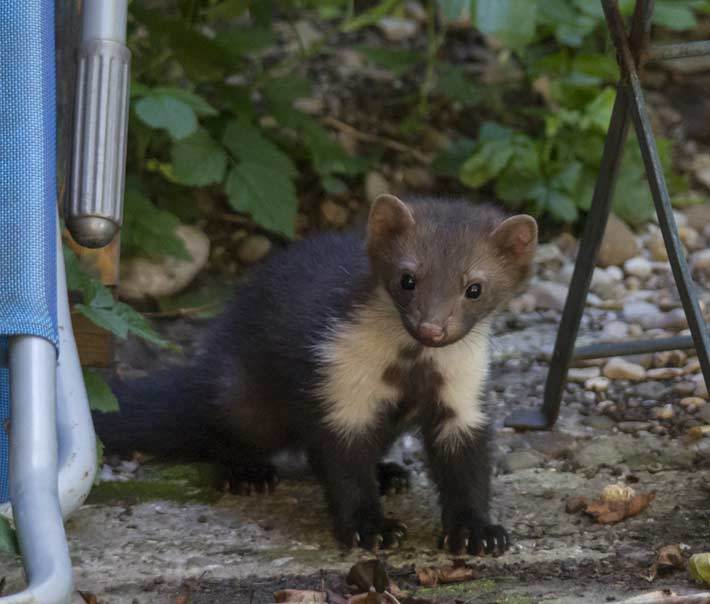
[623, 256, 652, 279]
[646, 367, 684, 380]
[529, 280, 568, 312]
[365, 171, 390, 204]
[568, 367, 601, 383]
[623, 300, 661, 323]
[606, 266, 624, 281]
[585, 376, 610, 392]
[694, 374, 708, 398]
[601, 320, 630, 341]
[603, 357, 647, 381]
[377, 16, 418, 41]
[691, 249, 710, 273]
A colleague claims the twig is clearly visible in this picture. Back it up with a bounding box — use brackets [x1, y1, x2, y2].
[322, 116, 432, 164]
[618, 590, 710, 604]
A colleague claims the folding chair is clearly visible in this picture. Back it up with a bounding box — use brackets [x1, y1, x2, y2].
[0, 1, 129, 602]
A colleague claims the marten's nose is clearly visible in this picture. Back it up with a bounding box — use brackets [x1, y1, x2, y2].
[418, 322, 445, 344]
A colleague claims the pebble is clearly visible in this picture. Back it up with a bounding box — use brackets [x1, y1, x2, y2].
[529, 280, 568, 311]
[320, 200, 349, 227]
[684, 203, 710, 231]
[685, 358, 701, 374]
[237, 234, 272, 265]
[674, 381, 698, 396]
[679, 226, 704, 251]
[603, 357, 646, 381]
[585, 376, 610, 392]
[574, 440, 625, 467]
[623, 300, 660, 324]
[618, 421, 652, 433]
[624, 256, 652, 279]
[691, 249, 710, 276]
[500, 450, 545, 473]
[681, 396, 706, 408]
[652, 404, 674, 420]
[377, 17, 418, 41]
[118, 225, 211, 301]
[365, 172, 390, 204]
[598, 214, 640, 267]
[697, 405, 710, 424]
[601, 320, 630, 340]
[568, 367, 601, 383]
[591, 267, 622, 300]
[507, 292, 536, 313]
[646, 367, 684, 380]
[647, 230, 669, 261]
[694, 374, 708, 398]
[634, 381, 668, 400]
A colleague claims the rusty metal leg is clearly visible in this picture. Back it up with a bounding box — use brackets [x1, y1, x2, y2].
[505, 0, 655, 430]
[604, 0, 710, 393]
[504, 85, 631, 430]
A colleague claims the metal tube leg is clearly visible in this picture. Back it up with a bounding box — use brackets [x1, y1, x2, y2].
[604, 0, 710, 405]
[504, 86, 632, 430]
[1, 336, 73, 604]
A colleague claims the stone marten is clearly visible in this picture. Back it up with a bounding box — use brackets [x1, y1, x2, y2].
[93, 194, 538, 555]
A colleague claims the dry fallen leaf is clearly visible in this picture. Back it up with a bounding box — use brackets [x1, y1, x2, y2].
[274, 589, 328, 603]
[584, 491, 655, 524]
[78, 592, 98, 604]
[415, 564, 476, 587]
[645, 544, 687, 582]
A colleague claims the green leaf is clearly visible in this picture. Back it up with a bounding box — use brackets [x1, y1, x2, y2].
[353, 46, 423, 76]
[436, 63, 482, 106]
[438, 0, 469, 22]
[75, 305, 129, 338]
[113, 303, 174, 349]
[134, 96, 198, 141]
[83, 370, 119, 413]
[225, 162, 298, 237]
[474, 0, 538, 50]
[263, 74, 313, 106]
[215, 28, 276, 57]
[122, 189, 190, 260]
[653, 1, 697, 30]
[150, 88, 218, 117]
[130, 7, 231, 81]
[537, 0, 597, 47]
[460, 140, 514, 188]
[222, 120, 296, 176]
[0, 517, 19, 556]
[203, 0, 249, 21]
[431, 138, 476, 178]
[171, 129, 228, 186]
[546, 191, 578, 222]
[342, 0, 403, 32]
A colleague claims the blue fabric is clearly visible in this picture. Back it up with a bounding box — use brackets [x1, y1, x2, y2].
[0, 0, 59, 502]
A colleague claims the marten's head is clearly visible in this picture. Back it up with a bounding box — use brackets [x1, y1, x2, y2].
[366, 194, 537, 348]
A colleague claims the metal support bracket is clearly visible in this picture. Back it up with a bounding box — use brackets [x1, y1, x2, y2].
[505, 0, 710, 430]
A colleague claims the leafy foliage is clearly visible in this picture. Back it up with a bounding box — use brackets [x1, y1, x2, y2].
[83, 369, 119, 413]
[0, 517, 18, 556]
[64, 247, 174, 350]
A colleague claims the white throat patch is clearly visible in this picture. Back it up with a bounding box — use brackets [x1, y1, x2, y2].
[314, 288, 490, 447]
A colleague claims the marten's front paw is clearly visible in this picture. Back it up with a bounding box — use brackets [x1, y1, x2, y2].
[377, 462, 410, 495]
[336, 517, 408, 550]
[440, 522, 509, 557]
[222, 462, 279, 495]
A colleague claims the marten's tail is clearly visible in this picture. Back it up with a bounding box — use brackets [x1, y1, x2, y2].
[92, 367, 217, 459]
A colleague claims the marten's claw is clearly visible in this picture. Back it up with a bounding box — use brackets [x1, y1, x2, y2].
[440, 523, 510, 557]
[223, 462, 279, 496]
[337, 518, 407, 551]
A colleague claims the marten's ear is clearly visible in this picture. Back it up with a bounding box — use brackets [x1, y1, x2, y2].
[491, 214, 538, 259]
[367, 194, 415, 243]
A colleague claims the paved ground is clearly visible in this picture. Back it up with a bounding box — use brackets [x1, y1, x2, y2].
[2, 310, 710, 603]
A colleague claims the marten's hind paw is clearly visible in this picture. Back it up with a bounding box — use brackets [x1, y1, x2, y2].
[337, 517, 407, 551]
[222, 462, 279, 495]
[377, 462, 410, 496]
[440, 523, 509, 557]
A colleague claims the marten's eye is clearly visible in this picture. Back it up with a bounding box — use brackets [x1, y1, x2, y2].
[466, 283, 482, 299]
[400, 273, 416, 291]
